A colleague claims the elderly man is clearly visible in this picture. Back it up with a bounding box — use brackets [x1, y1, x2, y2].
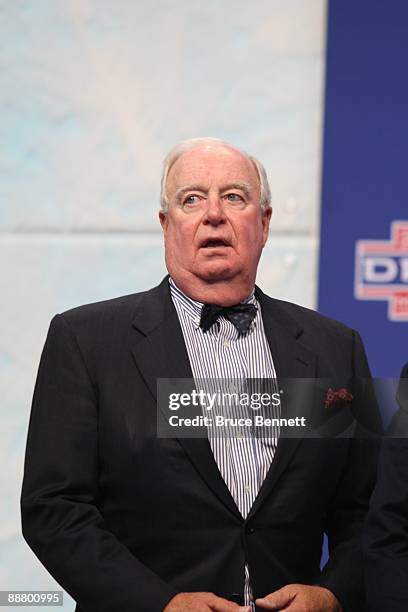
[21, 138, 379, 612]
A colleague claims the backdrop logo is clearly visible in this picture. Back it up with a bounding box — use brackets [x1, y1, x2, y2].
[354, 220, 408, 321]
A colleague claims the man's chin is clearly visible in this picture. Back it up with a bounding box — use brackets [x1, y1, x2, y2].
[195, 264, 237, 282]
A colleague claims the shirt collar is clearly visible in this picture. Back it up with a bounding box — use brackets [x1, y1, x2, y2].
[169, 277, 203, 325]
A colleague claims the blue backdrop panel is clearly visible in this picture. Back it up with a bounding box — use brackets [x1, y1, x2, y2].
[319, 0, 408, 381]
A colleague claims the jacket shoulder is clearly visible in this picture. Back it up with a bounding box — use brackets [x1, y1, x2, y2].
[258, 292, 373, 378]
[269, 296, 356, 340]
[56, 277, 168, 329]
[59, 291, 145, 324]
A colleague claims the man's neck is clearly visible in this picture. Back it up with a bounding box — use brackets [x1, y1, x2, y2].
[168, 273, 255, 306]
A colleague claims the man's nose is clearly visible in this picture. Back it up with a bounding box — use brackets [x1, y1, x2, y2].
[203, 195, 226, 225]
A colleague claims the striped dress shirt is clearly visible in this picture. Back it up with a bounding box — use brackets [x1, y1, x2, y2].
[169, 277, 280, 609]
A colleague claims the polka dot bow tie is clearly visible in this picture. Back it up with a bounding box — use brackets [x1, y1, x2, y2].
[199, 302, 257, 334]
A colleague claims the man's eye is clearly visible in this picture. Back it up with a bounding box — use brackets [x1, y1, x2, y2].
[184, 195, 200, 205]
[225, 193, 243, 202]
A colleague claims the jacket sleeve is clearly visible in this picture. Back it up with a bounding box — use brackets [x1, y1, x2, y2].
[315, 330, 382, 611]
[21, 314, 179, 612]
[363, 364, 408, 612]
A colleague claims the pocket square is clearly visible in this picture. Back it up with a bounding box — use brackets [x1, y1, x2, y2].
[325, 387, 354, 408]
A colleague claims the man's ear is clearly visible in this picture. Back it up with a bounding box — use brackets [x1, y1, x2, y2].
[159, 210, 168, 232]
[261, 207, 272, 247]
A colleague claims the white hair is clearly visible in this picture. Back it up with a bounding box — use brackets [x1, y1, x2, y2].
[159, 137, 272, 213]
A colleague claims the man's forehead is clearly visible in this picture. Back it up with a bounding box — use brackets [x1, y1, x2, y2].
[167, 144, 259, 187]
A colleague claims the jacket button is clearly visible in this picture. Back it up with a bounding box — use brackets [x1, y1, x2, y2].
[246, 526, 255, 534]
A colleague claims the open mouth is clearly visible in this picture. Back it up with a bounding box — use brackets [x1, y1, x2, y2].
[201, 238, 230, 248]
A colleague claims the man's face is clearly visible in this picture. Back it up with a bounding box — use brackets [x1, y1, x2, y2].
[160, 145, 272, 290]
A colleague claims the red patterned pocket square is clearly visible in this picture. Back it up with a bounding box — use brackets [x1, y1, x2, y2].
[325, 387, 354, 408]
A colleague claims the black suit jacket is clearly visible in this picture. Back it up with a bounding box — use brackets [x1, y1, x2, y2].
[21, 276, 380, 612]
[364, 364, 408, 612]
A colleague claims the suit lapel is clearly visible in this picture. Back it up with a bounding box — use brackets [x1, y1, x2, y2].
[130, 276, 242, 521]
[247, 287, 318, 520]
[130, 277, 193, 397]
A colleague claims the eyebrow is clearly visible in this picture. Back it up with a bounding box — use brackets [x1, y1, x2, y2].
[175, 182, 253, 201]
[175, 184, 207, 201]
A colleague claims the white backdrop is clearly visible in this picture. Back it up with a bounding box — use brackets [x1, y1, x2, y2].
[0, 1, 327, 608]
